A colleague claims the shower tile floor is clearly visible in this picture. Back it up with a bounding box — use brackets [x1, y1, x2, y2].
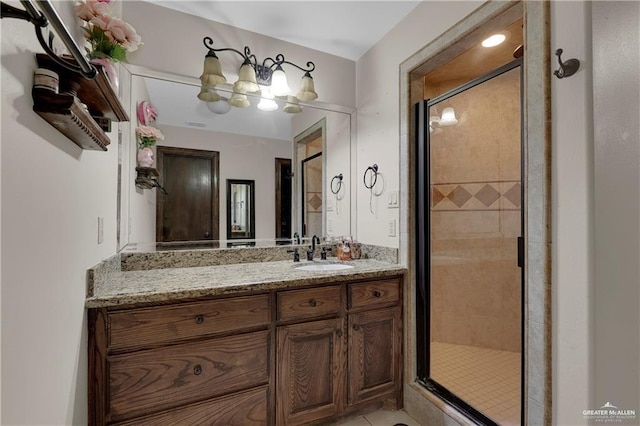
[431, 342, 521, 425]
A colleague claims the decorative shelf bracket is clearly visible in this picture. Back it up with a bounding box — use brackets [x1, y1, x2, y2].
[135, 167, 168, 194]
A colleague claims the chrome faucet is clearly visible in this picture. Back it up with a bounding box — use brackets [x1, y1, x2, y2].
[306, 235, 321, 261]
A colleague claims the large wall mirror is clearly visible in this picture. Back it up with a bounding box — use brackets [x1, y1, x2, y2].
[117, 65, 354, 251]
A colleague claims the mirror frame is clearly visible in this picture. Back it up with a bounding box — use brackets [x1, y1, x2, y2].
[226, 179, 255, 241]
[117, 64, 358, 251]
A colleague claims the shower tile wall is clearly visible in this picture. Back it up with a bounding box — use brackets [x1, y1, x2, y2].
[429, 69, 521, 352]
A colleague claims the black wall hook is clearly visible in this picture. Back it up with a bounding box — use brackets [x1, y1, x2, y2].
[553, 48, 580, 79]
[330, 173, 343, 194]
[363, 164, 379, 189]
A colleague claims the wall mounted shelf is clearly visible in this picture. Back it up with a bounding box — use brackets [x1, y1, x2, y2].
[32, 54, 129, 151]
[135, 167, 160, 189]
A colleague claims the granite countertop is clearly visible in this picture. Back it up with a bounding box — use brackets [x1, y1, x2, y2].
[86, 259, 407, 308]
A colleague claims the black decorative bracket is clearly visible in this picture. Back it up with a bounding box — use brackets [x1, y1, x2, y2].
[203, 36, 315, 86]
[135, 167, 168, 194]
[1, 0, 97, 79]
[553, 48, 580, 79]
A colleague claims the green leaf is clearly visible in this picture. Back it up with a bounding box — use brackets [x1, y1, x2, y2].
[109, 45, 127, 62]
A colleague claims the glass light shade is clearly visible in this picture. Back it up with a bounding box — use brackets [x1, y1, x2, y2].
[296, 72, 318, 101]
[197, 84, 221, 102]
[234, 62, 259, 93]
[439, 107, 458, 126]
[228, 90, 250, 108]
[482, 33, 506, 47]
[257, 85, 278, 111]
[200, 53, 226, 85]
[271, 65, 290, 96]
[283, 95, 302, 114]
[206, 98, 231, 114]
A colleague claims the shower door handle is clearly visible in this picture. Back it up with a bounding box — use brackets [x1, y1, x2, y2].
[517, 236, 524, 268]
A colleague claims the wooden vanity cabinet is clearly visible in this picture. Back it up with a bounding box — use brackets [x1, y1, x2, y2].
[88, 275, 403, 426]
[347, 278, 403, 406]
[88, 294, 272, 425]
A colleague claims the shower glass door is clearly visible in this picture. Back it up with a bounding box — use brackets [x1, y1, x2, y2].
[416, 60, 523, 425]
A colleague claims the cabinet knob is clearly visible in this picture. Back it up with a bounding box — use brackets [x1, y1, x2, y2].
[353, 324, 360, 331]
[193, 365, 202, 375]
[373, 290, 382, 298]
[195, 315, 204, 324]
[336, 330, 343, 337]
[309, 299, 317, 307]
[204, 231, 210, 238]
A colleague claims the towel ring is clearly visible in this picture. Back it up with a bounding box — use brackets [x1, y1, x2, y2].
[363, 164, 378, 189]
[330, 173, 343, 194]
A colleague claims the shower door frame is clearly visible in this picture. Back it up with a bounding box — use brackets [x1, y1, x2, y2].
[415, 58, 525, 426]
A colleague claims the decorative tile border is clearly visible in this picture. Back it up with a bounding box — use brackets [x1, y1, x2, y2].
[431, 181, 521, 211]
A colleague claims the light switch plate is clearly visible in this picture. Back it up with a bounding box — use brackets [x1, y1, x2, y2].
[388, 218, 396, 237]
[387, 190, 399, 209]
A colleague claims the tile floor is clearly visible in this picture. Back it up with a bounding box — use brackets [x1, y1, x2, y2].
[431, 341, 521, 425]
[335, 409, 422, 426]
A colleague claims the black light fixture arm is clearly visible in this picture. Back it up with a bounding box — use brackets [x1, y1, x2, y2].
[1, 0, 97, 79]
[202, 36, 315, 86]
[203, 37, 251, 62]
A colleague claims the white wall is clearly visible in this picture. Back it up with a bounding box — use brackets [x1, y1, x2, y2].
[592, 0, 640, 415]
[355, 1, 481, 248]
[121, 1, 355, 109]
[127, 75, 157, 244]
[1, 1, 119, 424]
[292, 109, 352, 238]
[551, 2, 596, 423]
[158, 125, 291, 241]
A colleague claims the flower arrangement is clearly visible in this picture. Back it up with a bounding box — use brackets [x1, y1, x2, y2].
[75, 0, 142, 62]
[136, 126, 164, 148]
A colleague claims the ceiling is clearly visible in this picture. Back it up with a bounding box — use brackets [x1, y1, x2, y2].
[142, 1, 422, 60]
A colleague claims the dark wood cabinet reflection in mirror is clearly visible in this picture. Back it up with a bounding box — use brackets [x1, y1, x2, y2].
[226, 179, 256, 246]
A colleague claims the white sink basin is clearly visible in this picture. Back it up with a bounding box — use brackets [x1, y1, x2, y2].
[295, 263, 355, 272]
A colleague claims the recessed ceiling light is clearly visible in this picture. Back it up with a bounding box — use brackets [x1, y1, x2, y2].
[482, 33, 506, 48]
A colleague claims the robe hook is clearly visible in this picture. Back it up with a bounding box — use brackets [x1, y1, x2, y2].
[553, 48, 580, 79]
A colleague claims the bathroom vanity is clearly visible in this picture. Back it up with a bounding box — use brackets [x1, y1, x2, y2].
[86, 255, 405, 425]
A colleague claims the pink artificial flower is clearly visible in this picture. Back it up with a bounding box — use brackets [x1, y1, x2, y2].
[106, 17, 127, 43]
[121, 21, 142, 52]
[136, 126, 164, 141]
[74, 0, 110, 22]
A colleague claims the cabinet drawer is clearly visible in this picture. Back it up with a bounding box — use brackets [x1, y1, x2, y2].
[108, 294, 270, 350]
[109, 330, 270, 421]
[114, 386, 268, 426]
[348, 278, 400, 309]
[277, 285, 341, 321]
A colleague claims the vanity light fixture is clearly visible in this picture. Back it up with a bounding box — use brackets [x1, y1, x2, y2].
[206, 98, 231, 114]
[198, 36, 317, 113]
[439, 107, 458, 126]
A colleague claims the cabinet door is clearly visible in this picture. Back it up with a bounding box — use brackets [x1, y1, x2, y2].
[348, 307, 402, 405]
[276, 318, 345, 425]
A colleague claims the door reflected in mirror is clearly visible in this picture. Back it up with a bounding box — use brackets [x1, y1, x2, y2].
[227, 179, 255, 241]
